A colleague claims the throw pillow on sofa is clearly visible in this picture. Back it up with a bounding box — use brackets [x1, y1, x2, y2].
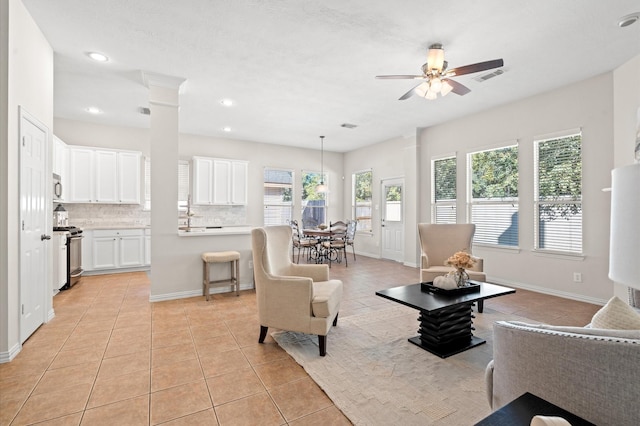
[591, 296, 640, 330]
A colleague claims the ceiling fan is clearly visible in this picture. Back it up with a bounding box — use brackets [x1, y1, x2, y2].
[376, 43, 504, 100]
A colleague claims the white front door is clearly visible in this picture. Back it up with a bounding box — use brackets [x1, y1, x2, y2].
[19, 107, 50, 343]
[380, 178, 404, 262]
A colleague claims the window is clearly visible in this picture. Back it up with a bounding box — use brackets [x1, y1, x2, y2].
[469, 144, 519, 246]
[178, 161, 190, 210]
[352, 170, 372, 232]
[263, 168, 293, 226]
[301, 171, 326, 229]
[432, 156, 456, 223]
[534, 132, 582, 254]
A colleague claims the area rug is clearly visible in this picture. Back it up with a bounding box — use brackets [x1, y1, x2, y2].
[272, 305, 531, 425]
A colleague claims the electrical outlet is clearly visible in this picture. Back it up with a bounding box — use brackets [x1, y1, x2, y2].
[248, 261, 253, 269]
[573, 272, 582, 283]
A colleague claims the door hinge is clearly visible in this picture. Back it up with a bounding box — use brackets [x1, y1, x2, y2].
[22, 221, 25, 231]
[22, 304, 24, 315]
[22, 136, 25, 147]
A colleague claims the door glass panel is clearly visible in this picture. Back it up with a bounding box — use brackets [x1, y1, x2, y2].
[385, 184, 402, 222]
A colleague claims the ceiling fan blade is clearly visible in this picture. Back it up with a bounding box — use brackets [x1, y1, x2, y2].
[375, 75, 424, 80]
[446, 59, 504, 77]
[444, 79, 471, 96]
[398, 83, 422, 100]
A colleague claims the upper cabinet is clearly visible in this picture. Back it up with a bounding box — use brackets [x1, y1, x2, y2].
[192, 156, 248, 205]
[68, 146, 141, 204]
[52, 135, 68, 201]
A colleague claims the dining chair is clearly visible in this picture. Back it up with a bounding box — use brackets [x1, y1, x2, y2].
[345, 219, 357, 261]
[290, 220, 316, 263]
[322, 221, 348, 267]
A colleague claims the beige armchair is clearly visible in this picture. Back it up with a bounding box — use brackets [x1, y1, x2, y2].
[251, 226, 343, 356]
[418, 224, 487, 309]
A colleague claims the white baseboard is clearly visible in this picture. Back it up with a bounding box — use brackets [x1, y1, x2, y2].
[47, 308, 55, 322]
[0, 342, 21, 364]
[149, 282, 255, 303]
[488, 276, 608, 306]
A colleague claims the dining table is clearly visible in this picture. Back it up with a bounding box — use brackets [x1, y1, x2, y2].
[302, 228, 334, 264]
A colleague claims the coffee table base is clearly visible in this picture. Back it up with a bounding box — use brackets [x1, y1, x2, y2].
[409, 301, 484, 358]
[408, 335, 486, 358]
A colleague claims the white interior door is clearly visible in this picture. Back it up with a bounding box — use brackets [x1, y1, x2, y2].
[19, 107, 50, 343]
[381, 178, 404, 262]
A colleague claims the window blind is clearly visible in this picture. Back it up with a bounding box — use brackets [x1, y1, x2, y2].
[469, 145, 519, 247]
[535, 133, 582, 253]
[263, 168, 293, 226]
[433, 157, 456, 223]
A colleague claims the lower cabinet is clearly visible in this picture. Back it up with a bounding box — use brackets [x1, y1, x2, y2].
[88, 229, 145, 271]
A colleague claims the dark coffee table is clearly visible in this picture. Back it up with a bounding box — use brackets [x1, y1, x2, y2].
[475, 392, 594, 425]
[376, 282, 515, 358]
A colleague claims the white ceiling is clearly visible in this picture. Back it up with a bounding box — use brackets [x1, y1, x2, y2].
[22, 0, 640, 152]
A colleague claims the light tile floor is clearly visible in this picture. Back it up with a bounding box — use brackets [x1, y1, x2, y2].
[0, 256, 600, 425]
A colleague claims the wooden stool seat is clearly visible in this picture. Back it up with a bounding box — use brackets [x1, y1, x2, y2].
[202, 251, 240, 301]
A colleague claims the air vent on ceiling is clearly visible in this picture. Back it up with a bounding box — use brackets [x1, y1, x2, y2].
[138, 107, 151, 115]
[474, 69, 505, 82]
[341, 123, 358, 129]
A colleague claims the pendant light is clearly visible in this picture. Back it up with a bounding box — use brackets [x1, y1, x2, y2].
[316, 136, 328, 193]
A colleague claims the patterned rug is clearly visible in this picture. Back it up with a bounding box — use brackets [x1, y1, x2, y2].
[273, 305, 529, 425]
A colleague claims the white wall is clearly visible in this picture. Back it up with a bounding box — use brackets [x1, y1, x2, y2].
[419, 73, 615, 304]
[1, 0, 53, 359]
[343, 135, 420, 266]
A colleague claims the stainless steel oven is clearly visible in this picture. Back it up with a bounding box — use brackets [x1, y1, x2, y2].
[54, 226, 83, 289]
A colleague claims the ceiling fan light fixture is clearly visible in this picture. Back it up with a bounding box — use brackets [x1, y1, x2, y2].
[427, 44, 445, 72]
[425, 89, 438, 100]
[440, 81, 453, 96]
[430, 77, 443, 93]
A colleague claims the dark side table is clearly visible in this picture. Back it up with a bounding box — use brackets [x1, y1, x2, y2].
[475, 392, 595, 425]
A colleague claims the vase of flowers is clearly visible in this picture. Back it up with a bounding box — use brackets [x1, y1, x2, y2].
[446, 251, 476, 287]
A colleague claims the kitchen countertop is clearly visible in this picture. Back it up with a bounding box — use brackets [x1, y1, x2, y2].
[79, 225, 150, 230]
[177, 226, 253, 236]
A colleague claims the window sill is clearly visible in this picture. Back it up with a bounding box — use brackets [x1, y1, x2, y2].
[532, 250, 585, 261]
[473, 244, 521, 254]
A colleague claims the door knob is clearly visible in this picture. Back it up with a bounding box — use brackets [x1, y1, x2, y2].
[41, 234, 51, 240]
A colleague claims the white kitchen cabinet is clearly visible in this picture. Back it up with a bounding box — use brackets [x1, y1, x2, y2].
[118, 151, 141, 204]
[192, 156, 214, 205]
[52, 136, 68, 196]
[52, 232, 67, 294]
[67, 146, 141, 204]
[192, 156, 248, 205]
[95, 150, 118, 203]
[231, 160, 248, 204]
[68, 146, 95, 203]
[92, 229, 144, 270]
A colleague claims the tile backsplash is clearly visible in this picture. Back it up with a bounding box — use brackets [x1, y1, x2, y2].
[63, 203, 246, 228]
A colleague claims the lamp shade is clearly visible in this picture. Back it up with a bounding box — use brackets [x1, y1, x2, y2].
[609, 163, 640, 289]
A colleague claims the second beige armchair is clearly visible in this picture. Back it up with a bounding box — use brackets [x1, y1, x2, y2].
[418, 223, 486, 301]
[251, 226, 343, 356]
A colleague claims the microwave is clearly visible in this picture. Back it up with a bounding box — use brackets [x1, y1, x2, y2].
[53, 173, 63, 201]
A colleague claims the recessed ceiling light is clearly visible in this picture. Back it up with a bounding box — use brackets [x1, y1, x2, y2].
[618, 13, 639, 27]
[222, 127, 232, 132]
[86, 107, 103, 114]
[220, 99, 234, 107]
[87, 52, 109, 62]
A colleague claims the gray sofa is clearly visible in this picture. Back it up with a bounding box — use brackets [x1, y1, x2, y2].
[485, 321, 640, 426]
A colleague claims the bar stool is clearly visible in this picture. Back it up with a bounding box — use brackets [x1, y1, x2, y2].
[202, 251, 240, 301]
